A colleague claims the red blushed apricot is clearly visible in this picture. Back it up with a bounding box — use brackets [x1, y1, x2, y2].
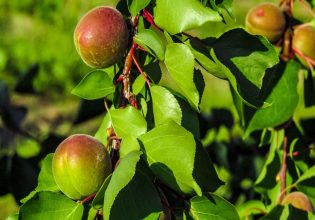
[74, 6, 129, 68]
[245, 3, 286, 42]
[52, 134, 112, 200]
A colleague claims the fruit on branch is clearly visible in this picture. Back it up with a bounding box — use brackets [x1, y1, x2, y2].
[245, 3, 286, 42]
[74, 6, 129, 68]
[52, 134, 112, 200]
[282, 191, 313, 212]
[292, 24, 315, 67]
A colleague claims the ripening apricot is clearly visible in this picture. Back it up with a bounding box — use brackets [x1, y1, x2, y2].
[292, 24, 315, 67]
[74, 6, 129, 68]
[245, 3, 286, 42]
[52, 134, 112, 200]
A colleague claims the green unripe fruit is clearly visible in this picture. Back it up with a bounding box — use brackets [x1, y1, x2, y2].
[74, 6, 129, 68]
[245, 3, 286, 42]
[292, 25, 315, 67]
[52, 134, 112, 200]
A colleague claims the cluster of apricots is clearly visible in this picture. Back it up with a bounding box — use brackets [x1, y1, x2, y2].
[245, 2, 315, 68]
[53, 6, 129, 200]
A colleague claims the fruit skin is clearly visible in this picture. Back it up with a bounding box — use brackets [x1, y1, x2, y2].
[292, 25, 315, 67]
[74, 6, 129, 68]
[52, 134, 112, 200]
[245, 3, 286, 42]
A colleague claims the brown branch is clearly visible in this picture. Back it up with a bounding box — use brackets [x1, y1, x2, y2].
[280, 29, 293, 61]
[121, 39, 138, 108]
[278, 136, 288, 203]
[156, 186, 172, 220]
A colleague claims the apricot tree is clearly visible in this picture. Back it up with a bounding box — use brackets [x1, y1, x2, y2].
[12, 0, 315, 219]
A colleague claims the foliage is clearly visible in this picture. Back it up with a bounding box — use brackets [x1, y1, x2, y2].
[1, 0, 315, 220]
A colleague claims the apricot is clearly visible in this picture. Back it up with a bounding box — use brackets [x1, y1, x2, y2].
[52, 134, 112, 200]
[245, 3, 286, 42]
[292, 25, 315, 67]
[74, 6, 129, 68]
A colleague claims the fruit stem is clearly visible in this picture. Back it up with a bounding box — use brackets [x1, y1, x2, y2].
[292, 47, 315, 71]
[278, 136, 288, 203]
[280, 29, 294, 61]
[142, 9, 161, 30]
[131, 52, 151, 87]
[279, 0, 294, 16]
[79, 193, 96, 204]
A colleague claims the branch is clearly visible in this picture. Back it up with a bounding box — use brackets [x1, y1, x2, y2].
[121, 42, 138, 108]
[278, 136, 288, 203]
[280, 29, 294, 61]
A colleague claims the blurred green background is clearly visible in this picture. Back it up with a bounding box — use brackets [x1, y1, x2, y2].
[0, 0, 314, 219]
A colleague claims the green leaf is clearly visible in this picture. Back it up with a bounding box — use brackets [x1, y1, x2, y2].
[71, 70, 114, 100]
[188, 38, 226, 79]
[127, 0, 151, 16]
[237, 200, 267, 219]
[139, 121, 222, 196]
[164, 43, 200, 109]
[109, 106, 147, 138]
[104, 151, 162, 220]
[296, 165, 315, 198]
[94, 110, 112, 145]
[5, 213, 18, 220]
[255, 130, 283, 192]
[212, 28, 279, 107]
[189, 193, 240, 220]
[36, 154, 59, 192]
[150, 85, 182, 126]
[19, 192, 84, 220]
[209, 0, 234, 18]
[119, 135, 141, 158]
[16, 139, 40, 159]
[297, 165, 315, 184]
[238, 61, 300, 135]
[154, 0, 221, 35]
[21, 154, 59, 204]
[87, 208, 98, 220]
[92, 174, 112, 210]
[132, 74, 146, 95]
[260, 205, 284, 220]
[134, 29, 166, 60]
